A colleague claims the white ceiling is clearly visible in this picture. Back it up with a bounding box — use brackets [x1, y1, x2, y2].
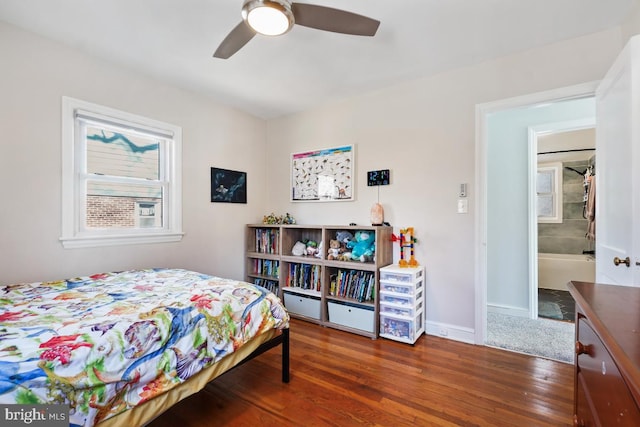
[0, 0, 635, 119]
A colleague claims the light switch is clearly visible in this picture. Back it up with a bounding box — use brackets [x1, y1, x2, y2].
[457, 199, 468, 214]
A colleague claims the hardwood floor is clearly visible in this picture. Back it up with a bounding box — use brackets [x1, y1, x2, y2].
[149, 318, 574, 427]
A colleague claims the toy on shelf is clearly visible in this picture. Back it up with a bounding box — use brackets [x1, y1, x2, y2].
[347, 230, 376, 262]
[292, 239, 319, 257]
[262, 212, 296, 225]
[392, 227, 419, 267]
[327, 239, 342, 260]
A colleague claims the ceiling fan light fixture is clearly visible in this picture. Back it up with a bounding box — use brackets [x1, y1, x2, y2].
[242, 0, 294, 36]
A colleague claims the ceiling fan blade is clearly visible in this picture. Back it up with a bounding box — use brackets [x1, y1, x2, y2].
[291, 3, 380, 36]
[213, 21, 256, 59]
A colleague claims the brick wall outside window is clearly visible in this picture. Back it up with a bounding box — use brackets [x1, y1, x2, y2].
[87, 196, 135, 228]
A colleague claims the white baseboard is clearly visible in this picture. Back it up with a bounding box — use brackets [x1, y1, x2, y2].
[425, 321, 475, 344]
[424, 304, 531, 345]
[487, 303, 530, 318]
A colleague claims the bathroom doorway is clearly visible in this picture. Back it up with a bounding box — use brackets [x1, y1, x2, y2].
[531, 123, 596, 323]
[475, 83, 597, 360]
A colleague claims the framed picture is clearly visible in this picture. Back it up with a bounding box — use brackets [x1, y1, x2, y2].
[291, 145, 354, 201]
[211, 167, 247, 203]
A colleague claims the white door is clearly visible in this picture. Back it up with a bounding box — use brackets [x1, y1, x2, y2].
[595, 36, 640, 286]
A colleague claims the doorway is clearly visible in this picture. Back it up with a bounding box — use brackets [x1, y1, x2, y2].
[530, 121, 596, 322]
[474, 82, 598, 359]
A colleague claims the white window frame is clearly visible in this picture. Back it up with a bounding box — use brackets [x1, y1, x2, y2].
[61, 96, 183, 248]
[536, 162, 563, 224]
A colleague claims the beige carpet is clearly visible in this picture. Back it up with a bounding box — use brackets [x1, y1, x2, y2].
[486, 312, 575, 363]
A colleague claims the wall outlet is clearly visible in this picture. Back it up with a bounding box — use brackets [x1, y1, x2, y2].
[439, 328, 448, 337]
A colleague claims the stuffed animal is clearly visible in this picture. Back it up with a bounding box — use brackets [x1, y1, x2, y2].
[305, 240, 318, 256]
[347, 230, 376, 262]
[315, 240, 323, 258]
[335, 230, 354, 246]
[327, 239, 342, 260]
[338, 251, 352, 262]
[291, 241, 306, 256]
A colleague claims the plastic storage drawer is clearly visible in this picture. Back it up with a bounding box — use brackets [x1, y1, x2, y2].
[380, 312, 423, 343]
[379, 289, 423, 307]
[379, 266, 424, 283]
[380, 279, 423, 295]
[380, 298, 423, 317]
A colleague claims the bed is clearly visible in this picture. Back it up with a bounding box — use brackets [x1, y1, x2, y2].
[0, 268, 290, 427]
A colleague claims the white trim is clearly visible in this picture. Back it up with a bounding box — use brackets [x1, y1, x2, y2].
[527, 129, 540, 319]
[486, 303, 530, 318]
[474, 81, 599, 344]
[75, 110, 175, 139]
[535, 162, 564, 224]
[425, 320, 475, 344]
[527, 118, 596, 319]
[60, 96, 183, 249]
[60, 233, 184, 249]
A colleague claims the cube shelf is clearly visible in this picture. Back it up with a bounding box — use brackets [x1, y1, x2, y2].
[246, 224, 393, 338]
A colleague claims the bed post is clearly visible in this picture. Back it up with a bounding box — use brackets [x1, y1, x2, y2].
[282, 328, 290, 383]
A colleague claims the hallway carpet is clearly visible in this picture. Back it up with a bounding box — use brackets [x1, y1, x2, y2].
[486, 312, 575, 363]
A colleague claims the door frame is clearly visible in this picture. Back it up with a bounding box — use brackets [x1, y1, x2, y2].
[527, 118, 596, 319]
[474, 81, 599, 344]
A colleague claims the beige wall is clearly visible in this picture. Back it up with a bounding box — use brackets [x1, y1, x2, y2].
[266, 28, 623, 339]
[622, 0, 640, 41]
[0, 18, 628, 341]
[0, 21, 267, 284]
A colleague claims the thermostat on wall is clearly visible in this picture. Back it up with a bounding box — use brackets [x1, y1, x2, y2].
[367, 169, 390, 186]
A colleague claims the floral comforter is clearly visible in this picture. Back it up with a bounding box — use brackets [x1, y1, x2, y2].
[0, 268, 289, 426]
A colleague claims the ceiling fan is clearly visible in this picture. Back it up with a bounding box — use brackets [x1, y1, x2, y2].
[213, 0, 380, 59]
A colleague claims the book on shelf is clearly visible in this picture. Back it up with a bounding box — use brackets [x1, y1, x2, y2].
[255, 228, 280, 254]
[334, 269, 375, 302]
[253, 258, 279, 278]
[252, 278, 278, 294]
[287, 263, 321, 291]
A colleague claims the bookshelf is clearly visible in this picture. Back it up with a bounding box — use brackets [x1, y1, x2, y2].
[245, 225, 281, 295]
[245, 224, 393, 338]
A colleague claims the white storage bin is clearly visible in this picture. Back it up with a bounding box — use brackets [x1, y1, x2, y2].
[283, 290, 321, 320]
[379, 289, 423, 307]
[378, 265, 425, 344]
[380, 279, 423, 295]
[380, 312, 423, 343]
[379, 265, 424, 283]
[328, 301, 374, 333]
[380, 298, 423, 317]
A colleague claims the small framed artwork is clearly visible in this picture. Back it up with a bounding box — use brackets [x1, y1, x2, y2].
[291, 145, 354, 202]
[211, 167, 247, 203]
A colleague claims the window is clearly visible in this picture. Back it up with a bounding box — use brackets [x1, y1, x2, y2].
[61, 97, 183, 248]
[536, 162, 563, 223]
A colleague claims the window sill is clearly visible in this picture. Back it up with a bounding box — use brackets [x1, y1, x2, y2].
[60, 232, 184, 249]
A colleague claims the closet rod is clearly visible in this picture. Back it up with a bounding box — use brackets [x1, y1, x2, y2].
[537, 148, 596, 155]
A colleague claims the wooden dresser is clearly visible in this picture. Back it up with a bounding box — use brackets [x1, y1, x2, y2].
[567, 281, 640, 426]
